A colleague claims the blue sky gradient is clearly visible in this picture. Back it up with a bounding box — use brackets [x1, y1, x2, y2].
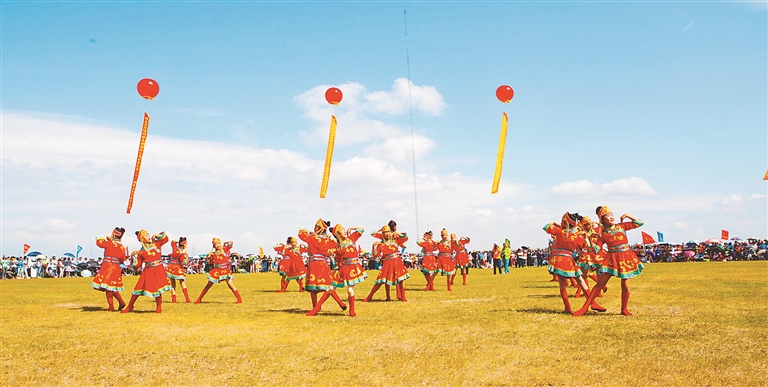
[2, 1, 766, 255]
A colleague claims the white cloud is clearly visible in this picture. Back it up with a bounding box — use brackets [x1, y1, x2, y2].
[361, 134, 437, 163]
[365, 78, 446, 116]
[601, 178, 657, 195]
[749, 194, 766, 200]
[2, 112, 534, 255]
[551, 177, 656, 197]
[551, 180, 600, 196]
[722, 194, 743, 206]
[293, 79, 446, 147]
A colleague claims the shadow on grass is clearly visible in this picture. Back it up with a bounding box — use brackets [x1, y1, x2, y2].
[522, 285, 557, 289]
[73, 306, 106, 312]
[526, 294, 559, 298]
[515, 308, 572, 315]
[268, 308, 309, 314]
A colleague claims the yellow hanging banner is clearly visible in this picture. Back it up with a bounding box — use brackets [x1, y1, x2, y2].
[319, 115, 337, 198]
[491, 112, 508, 194]
[127, 113, 150, 214]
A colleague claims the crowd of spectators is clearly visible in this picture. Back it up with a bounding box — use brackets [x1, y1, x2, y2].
[3, 238, 765, 280]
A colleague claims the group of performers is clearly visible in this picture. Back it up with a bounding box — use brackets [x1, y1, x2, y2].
[544, 205, 644, 316]
[272, 219, 472, 317]
[90, 227, 241, 313]
[91, 205, 643, 317]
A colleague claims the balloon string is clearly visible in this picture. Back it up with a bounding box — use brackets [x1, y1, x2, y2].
[404, 7, 420, 238]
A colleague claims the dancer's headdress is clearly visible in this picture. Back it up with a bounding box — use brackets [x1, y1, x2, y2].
[178, 237, 187, 246]
[135, 229, 149, 241]
[596, 205, 612, 219]
[212, 237, 221, 245]
[332, 224, 346, 240]
[315, 218, 331, 231]
[112, 227, 125, 240]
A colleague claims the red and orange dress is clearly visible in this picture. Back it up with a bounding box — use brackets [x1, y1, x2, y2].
[285, 244, 308, 281]
[452, 237, 471, 268]
[206, 241, 234, 283]
[274, 244, 290, 276]
[166, 240, 188, 280]
[332, 227, 367, 288]
[544, 223, 587, 278]
[418, 238, 438, 276]
[595, 220, 645, 279]
[436, 240, 456, 276]
[373, 239, 405, 286]
[131, 233, 172, 298]
[92, 236, 128, 292]
[298, 229, 336, 292]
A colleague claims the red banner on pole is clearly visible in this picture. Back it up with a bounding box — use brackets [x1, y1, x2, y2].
[641, 232, 656, 245]
[721, 230, 729, 240]
[23, 244, 30, 255]
[127, 113, 150, 214]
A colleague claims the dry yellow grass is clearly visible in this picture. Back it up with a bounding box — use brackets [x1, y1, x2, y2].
[1, 261, 766, 386]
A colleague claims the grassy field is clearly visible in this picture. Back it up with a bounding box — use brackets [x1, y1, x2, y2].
[1, 261, 766, 386]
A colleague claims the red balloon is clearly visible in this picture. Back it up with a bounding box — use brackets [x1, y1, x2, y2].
[496, 85, 514, 103]
[325, 87, 343, 105]
[137, 78, 160, 100]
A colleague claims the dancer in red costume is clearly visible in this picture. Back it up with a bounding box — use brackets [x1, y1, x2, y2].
[574, 217, 606, 298]
[330, 224, 367, 317]
[363, 224, 405, 302]
[544, 213, 605, 314]
[301, 219, 347, 316]
[368, 220, 410, 300]
[121, 230, 173, 314]
[194, 238, 243, 304]
[574, 206, 644, 317]
[274, 237, 308, 293]
[92, 227, 128, 311]
[435, 229, 456, 291]
[451, 234, 471, 286]
[418, 231, 438, 291]
[166, 237, 191, 303]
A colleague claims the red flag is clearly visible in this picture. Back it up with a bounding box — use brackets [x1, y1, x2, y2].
[23, 244, 30, 255]
[721, 230, 729, 240]
[641, 232, 655, 245]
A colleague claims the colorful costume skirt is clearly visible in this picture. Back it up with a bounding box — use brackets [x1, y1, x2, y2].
[277, 258, 291, 276]
[576, 252, 600, 272]
[91, 262, 124, 292]
[333, 263, 368, 288]
[454, 252, 470, 268]
[548, 254, 582, 278]
[132, 264, 172, 297]
[598, 250, 644, 279]
[394, 258, 410, 283]
[305, 259, 334, 291]
[437, 255, 456, 276]
[207, 266, 234, 284]
[165, 263, 186, 280]
[286, 257, 307, 281]
[421, 254, 438, 275]
[374, 259, 401, 286]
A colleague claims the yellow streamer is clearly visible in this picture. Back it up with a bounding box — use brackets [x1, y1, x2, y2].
[764, 169, 768, 180]
[127, 113, 150, 214]
[319, 115, 337, 198]
[491, 112, 508, 194]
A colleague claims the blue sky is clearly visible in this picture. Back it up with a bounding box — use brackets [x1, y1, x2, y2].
[2, 1, 766, 256]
